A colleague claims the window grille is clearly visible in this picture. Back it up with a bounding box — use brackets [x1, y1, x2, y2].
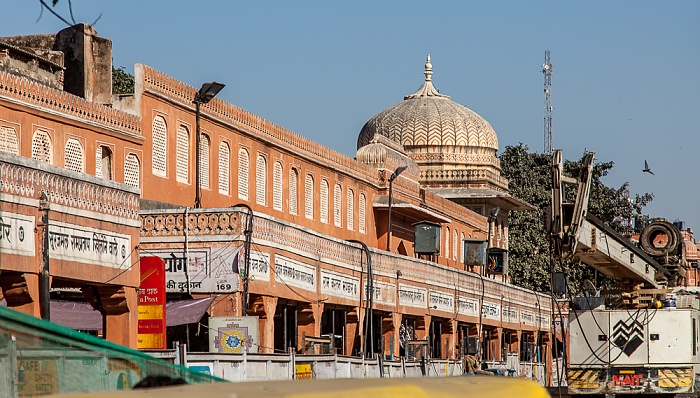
[320, 179, 329, 224]
[460, 232, 465, 264]
[273, 162, 283, 211]
[334, 183, 342, 227]
[453, 229, 458, 261]
[289, 169, 298, 215]
[238, 148, 249, 200]
[176, 125, 189, 183]
[256, 155, 267, 205]
[64, 138, 84, 173]
[199, 134, 210, 189]
[151, 116, 167, 177]
[31, 129, 52, 164]
[0, 126, 19, 155]
[359, 193, 366, 234]
[445, 227, 450, 259]
[124, 153, 140, 188]
[96, 146, 113, 180]
[346, 188, 354, 231]
[218, 142, 230, 195]
[304, 174, 314, 220]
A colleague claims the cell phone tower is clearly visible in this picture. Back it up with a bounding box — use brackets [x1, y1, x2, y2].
[543, 50, 553, 154]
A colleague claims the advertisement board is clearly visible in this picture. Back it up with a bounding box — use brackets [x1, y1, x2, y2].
[138, 256, 167, 349]
[209, 316, 259, 353]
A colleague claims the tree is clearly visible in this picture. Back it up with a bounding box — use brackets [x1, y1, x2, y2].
[499, 143, 653, 293]
[112, 66, 134, 95]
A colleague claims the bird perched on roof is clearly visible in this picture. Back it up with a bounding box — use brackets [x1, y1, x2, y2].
[643, 160, 654, 175]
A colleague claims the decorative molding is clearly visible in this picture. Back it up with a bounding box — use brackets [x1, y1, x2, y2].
[140, 208, 550, 313]
[0, 154, 139, 221]
[0, 70, 141, 137]
[140, 65, 377, 184]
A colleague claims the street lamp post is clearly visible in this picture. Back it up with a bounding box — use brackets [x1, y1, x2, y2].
[194, 82, 225, 208]
[386, 166, 407, 252]
[484, 206, 500, 276]
[234, 203, 254, 316]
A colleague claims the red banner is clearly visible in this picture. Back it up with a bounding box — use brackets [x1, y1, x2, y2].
[138, 256, 167, 349]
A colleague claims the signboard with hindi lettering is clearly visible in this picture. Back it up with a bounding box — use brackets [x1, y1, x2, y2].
[520, 309, 535, 326]
[429, 290, 454, 313]
[364, 280, 396, 306]
[399, 284, 427, 308]
[249, 250, 270, 282]
[457, 296, 479, 317]
[503, 305, 519, 324]
[145, 246, 240, 293]
[48, 221, 131, 268]
[321, 269, 359, 300]
[274, 255, 316, 291]
[0, 212, 35, 257]
[138, 256, 167, 349]
[482, 300, 501, 320]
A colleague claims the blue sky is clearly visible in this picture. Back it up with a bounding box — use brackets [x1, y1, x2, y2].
[5, 1, 700, 231]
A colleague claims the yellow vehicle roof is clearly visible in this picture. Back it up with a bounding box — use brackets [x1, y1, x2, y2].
[49, 376, 550, 398]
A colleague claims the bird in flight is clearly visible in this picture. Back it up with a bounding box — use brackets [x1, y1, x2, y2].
[643, 160, 654, 175]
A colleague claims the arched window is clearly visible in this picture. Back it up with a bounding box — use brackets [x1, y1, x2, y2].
[460, 232, 466, 264]
[124, 153, 140, 188]
[453, 229, 458, 261]
[273, 162, 283, 211]
[289, 168, 298, 215]
[445, 227, 450, 259]
[0, 126, 19, 155]
[320, 179, 329, 224]
[200, 134, 210, 189]
[95, 145, 113, 180]
[151, 115, 167, 177]
[333, 183, 342, 227]
[359, 193, 366, 234]
[64, 138, 84, 173]
[176, 125, 189, 183]
[346, 188, 354, 231]
[304, 174, 314, 220]
[31, 129, 52, 164]
[238, 148, 249, 200]
[218, 142, 230, 195]
[256, 155, 267, 205]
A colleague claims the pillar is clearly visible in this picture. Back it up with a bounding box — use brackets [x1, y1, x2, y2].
[102, 286, 138, 348]
[262, 296, 278, 354]
[392, 312, 402, 359]
[346, 306, 360, 356]
[0, 272, 41, 317]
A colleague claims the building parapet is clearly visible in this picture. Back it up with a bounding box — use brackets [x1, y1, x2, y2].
[139, 65, 378, 184]
[140, 208, 549, 312]
[0, 70, 141, 137]
[1, 152, 140, 223]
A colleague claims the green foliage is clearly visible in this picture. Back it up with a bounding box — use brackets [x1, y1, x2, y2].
[499, 144, 653, 294]
[112, 66, 134, 95]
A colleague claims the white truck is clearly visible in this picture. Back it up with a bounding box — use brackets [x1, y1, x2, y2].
[551, 150, 698, 397]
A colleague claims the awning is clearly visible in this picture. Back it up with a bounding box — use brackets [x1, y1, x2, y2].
[165, 297, 215, 327]
[373, 196, 451, 223]
[18, 297, 216, 331]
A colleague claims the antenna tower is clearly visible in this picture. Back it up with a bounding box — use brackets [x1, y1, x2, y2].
[542, 50, 553, 154]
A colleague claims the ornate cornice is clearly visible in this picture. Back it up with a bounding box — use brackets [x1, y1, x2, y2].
[0, 70, 141, 137]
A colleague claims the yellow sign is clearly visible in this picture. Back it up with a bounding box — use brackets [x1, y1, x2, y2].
[17, 359, 58, 397]
[137, 305, 164, 320]
[137, 333, 165, 349]
[295, 363, 313, 380]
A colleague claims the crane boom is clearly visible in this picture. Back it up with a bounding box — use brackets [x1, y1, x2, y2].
[549, 149, 671, 288]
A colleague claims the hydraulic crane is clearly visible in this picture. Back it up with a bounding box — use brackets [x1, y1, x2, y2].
[550, 149, 695, 397]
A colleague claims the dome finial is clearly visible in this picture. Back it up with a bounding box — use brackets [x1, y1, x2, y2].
[424, 54, 433, 82]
